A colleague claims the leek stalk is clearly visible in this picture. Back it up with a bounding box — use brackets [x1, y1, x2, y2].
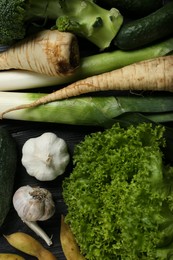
[1, 37, 173, 91]
[0, 92, 173, 127]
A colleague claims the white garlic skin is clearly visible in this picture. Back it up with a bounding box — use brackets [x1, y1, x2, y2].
[21, 132, 70, 181]
[13, 185, 55, 221]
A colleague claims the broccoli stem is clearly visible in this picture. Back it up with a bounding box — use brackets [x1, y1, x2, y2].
[1, 0, 122, 48]
[25, 0, 63, 21]
[54, 0, 123, 50]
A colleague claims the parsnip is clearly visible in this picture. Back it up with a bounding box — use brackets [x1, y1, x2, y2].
[0, 37, 173, 91]
[0, 30, 80, 76]
[1, 55, 172, 118]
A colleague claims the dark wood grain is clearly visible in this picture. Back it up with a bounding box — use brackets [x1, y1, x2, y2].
[0, 119, 101, 259]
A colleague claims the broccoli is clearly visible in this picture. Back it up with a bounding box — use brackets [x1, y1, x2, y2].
[55, 0, 123, 50]
[63, 123, 173, 259]
[0, 0, 123, 49]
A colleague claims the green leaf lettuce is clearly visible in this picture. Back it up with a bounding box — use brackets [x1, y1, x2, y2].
[63, 123, 173, 260]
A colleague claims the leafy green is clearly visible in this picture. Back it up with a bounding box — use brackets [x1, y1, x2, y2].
[63, 123, 173, 259]
[0, 0, 123, 49]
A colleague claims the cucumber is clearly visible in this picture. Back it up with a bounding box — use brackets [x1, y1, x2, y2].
[0, 128, 17, 227]
[98, 0, 163, 18]
[114, 1, 173, 50]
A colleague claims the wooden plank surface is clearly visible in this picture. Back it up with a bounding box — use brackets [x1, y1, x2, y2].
[0, 119, 101, 259]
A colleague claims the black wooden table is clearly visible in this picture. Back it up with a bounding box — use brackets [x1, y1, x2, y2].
[0, 119, 101, 259]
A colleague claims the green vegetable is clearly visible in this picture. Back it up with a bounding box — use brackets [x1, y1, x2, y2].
[97, 0, 163, 18]
[114, 1, 173, 50]
[54, 0, 123, 50]
[1, 92, 173, 127]
[63, 123, 173, 259]
[112, 112, 173, 163]
[1, 36, 173, 91]
[0, 128, 17, 227]
[0, 0, 123, 50]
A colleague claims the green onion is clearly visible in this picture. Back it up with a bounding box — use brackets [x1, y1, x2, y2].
[145, 112, 173, 123]
[1, 37, 173, 91]
[1, 92, 173, 127]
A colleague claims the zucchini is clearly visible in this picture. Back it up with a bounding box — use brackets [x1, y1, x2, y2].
[98, 0, 163, 18]
[114, 1, 173, 50]
[0, 128, 17, 227]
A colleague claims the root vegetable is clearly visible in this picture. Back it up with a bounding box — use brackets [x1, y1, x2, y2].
[4, 232, 57, 260]
[60, 215, 85, 260]
[0, 36, 173, 91]
[1, 55, 173, 118]
[0, 30, 80, 76]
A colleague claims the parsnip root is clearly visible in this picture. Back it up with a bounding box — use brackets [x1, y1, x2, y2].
[1, 55, 173, 118]
[0, 30, 80, 76]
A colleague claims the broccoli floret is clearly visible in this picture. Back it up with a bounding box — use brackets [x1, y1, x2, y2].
[0, 0, 26, 45]
[55, 0, 123, 50]
[0, 0, 123, 49]
[0, 0, 59, 45]
[63, 123, 173, 259]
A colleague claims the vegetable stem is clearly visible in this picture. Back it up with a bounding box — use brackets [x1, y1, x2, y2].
[23, 220, 52, 246]
[1, 55, 172, 116]
[0, 92, 173, 127]
[1, 37, 173, 91]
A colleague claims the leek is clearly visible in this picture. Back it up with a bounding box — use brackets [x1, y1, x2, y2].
[0, 92, 173, 127]
[1, 37, 173, 91]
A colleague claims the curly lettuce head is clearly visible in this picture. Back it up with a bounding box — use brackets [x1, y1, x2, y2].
[63, 123, 173, 260]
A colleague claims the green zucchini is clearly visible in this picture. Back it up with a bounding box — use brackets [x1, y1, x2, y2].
[0, 128, 17, 227]
[114, 1, 173, 50]
[97, 0, 163, 18]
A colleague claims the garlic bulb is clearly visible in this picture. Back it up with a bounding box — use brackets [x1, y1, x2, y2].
[13, 185, 55, 221]
[13, 185, 55, 246]
[21, 132, 70, 181]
